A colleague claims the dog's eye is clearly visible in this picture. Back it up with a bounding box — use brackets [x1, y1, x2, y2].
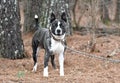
[60, 24, 62, 27]
[59, 23, 63, 27]
[55, 23, 58, 27]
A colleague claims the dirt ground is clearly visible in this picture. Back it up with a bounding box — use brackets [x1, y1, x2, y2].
[0, 31, 120, 83]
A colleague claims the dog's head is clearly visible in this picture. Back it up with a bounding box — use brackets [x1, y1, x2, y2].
[49, 12, 67, 40]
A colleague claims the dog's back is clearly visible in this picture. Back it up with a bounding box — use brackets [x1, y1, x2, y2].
[32, 14, 50, 49]
[32, 28, 49, 49]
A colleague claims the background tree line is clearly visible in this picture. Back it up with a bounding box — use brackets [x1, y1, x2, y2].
[22, 0, 120, 52]
[22, 0, 120, 32]
[0, 0, 120, 59]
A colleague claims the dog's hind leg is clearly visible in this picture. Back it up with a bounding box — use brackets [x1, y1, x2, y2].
[32, 40, 39, 72]
[51, 55, 56, 69]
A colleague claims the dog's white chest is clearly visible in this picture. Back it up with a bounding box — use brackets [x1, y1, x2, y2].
[50, 38, 64, 54]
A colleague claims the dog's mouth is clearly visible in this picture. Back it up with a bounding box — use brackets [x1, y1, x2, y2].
[51, 33, 65, 40]
[56, 33, 62, 36]
[49, 26, 66, 40]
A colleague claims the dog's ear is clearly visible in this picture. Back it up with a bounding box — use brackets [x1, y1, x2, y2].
[61, 12, 67, 22]
[50, 13, 56, 23]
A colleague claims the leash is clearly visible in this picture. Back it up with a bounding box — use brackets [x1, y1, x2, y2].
[48, 27, 120, 63]
[65, 45, 120, 63]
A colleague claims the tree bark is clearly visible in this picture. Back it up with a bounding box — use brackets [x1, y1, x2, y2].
[72, 0, 78, 29]
[23, 0, 44, 32]
[23, 0, 72, 35]
[114, 0, 120, 22]
[0, 0, 25, 59]
[45, 0, 72, 35]
[99, 0, 110, 23]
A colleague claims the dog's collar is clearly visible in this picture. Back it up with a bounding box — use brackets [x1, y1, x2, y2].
[49, 29, 65, 43]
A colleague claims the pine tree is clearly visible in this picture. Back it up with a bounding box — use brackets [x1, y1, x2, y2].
[0, 0, 25, 59]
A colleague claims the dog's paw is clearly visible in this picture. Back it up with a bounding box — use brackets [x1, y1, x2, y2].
[32, 63, 37, 72]
[60, 71, 64, 76]
[43, 71, 48, 77]
[32, 68, 36, 72]
[43, 66, 48, 77]
[60, 73, 64, 76]
[43, 73, 48, 77]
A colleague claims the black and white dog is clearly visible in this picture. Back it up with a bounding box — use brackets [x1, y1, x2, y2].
[32, 12, 67, 77]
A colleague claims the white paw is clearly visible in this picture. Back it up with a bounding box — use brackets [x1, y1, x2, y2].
[60, 72, 64, 76]
[32, 68, 36, 72]
[32, 63, 37, 72]
[43, 72, 48, 77]
[43, 66, 48, 77]
[60, 69, 64, 76]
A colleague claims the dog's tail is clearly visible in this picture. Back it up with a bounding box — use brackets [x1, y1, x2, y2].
[34, 14, 39, 30]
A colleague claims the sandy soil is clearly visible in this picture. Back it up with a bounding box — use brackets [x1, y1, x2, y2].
[0, 31, 120, 83]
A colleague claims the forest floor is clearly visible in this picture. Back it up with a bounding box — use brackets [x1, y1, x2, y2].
[0, 31, 120, 83]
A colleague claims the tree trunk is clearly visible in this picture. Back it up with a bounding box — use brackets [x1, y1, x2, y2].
[47, 0, 72, 35]
[23, 0, 44, 32]
[114, 0, 120, 22]
[23, 0, 72, 35]
[72, 0, 78, 29]
[87, 0, 99, 52]
[0, 0, 25, 59]
[99, 0, 110, 24]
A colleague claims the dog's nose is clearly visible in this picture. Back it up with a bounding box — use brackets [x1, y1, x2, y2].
[57, 29, 61, 33]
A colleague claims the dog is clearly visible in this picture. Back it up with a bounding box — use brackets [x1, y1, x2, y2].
[32, 12, 67, 77]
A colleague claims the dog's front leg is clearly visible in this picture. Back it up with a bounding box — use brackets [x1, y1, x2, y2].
[43, 52, 50, 77]
[51, 55, 56, 69]
[59, 52, 64, 76]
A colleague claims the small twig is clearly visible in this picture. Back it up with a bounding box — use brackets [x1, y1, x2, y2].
[107, 49, 119, 57]
[106, 37, 120, 57]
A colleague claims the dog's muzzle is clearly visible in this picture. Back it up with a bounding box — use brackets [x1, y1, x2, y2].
[55, 28, 62, 36]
